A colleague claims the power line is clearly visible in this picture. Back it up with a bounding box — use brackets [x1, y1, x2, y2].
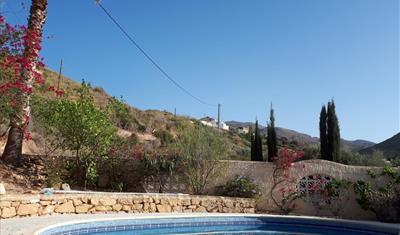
[95, 1, 217, 107]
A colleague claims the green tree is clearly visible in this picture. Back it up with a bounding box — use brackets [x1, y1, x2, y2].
[174, 125, 227, 194]
[33, 82, 116, 189]
[106, 96, 133, 130]
[254, 120, 263, 161]
[327, 100, 340, 161]
[267, 104, 278, 162]
[319, 105, 328, 160]
[250, 126, 256, 161]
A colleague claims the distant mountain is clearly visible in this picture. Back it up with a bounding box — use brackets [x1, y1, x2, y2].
[225, 121, 375, 151]
[360, 133, 400, 157]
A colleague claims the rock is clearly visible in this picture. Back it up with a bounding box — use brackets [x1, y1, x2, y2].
[182, 199, 191, 206]
[76, 204, 92, 213]
[118, 198, 133, 205]
[95, 206, 110, 211]
[172, 206, 182, 212]
[150, 203, 157, 212]
[40, 201, 51, 206]
[61, 183, 71, 191]
[11, 202, 20, 207]
[0, 183, 6, 195]
[42, 205, 55, 215]
[90, 198, 100, 205]
[183, 208, 193, 213]
[1, 207, 16, 218]
[55, 201, 74, 213]
[0, 201, 11, 207]
[72, 199, 82, 206]
[195, 206, 207, 212]
[133, 204, 143, 210]
[156, 204, 172, 213]
[191, 198, 200, 205]
[122, 205, 131, 212]
[17, 204, 39, 216]
[99, 198, 116, 206]
[244, 208, 255, 213]
[112, 204, 122, 211]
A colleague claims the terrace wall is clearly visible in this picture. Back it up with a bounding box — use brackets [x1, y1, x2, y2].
[0, 193, 255, 219]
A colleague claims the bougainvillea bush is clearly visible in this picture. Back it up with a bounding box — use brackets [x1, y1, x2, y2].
[0, 15, 62, 139]
[270, 148, 304, 214]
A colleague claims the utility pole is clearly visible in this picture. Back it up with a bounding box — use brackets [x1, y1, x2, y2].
[57, 59, 63, 90]
[174, 108, 176, 117]
[217, 103, 221, 129]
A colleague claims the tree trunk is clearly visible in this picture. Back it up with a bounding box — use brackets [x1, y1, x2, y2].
[2, 127, 24, 165]
[1, 0, 48, 164]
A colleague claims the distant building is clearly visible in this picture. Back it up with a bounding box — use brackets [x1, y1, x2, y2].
[229, 125, 250, 134]
[199, 116, 230, 131]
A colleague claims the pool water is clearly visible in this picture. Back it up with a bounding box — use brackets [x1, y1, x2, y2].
[37, 216, 400, 235]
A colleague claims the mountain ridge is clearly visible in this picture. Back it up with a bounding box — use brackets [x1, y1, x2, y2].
[225, 121, 375, 151]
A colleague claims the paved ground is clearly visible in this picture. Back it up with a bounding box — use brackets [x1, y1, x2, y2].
[0, 213, 166, 235]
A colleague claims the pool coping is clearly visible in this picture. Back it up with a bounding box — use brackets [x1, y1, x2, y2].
[34, 213, 400, 235]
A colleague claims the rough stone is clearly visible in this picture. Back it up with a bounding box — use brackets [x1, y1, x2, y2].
[191, 198, 201, 205]
[95, 206, 109, 211]
[182, 199, 191, 206]
[40, 201, 51, 206]
[11, 201, 20, 207]
[122, 205, 131, 212]
[133, 204, 143, 210]
[244, 208, 255, 213]
[17, 204, 39, 216]
[55, 201, 75, 213]
[90, 198, 100, 205]
[150, 203, 157, 212]
[76, 204, 93, 213]
[172, 205, 182, 212]
[72, 199, 82, 206]
[183, 209, 193, 213]
[195, 206, 207, 212]
[118, 198, 133, 205]
[1, 207, 16, 218]
[0, 201, 11, 207]
[99, 198, 116, 206]
[42, 205, 55, 215]
[156, 204, 172, 213]
[113, 204, 122, 211]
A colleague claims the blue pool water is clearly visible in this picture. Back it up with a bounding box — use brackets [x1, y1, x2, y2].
[38, 216, 400, 235]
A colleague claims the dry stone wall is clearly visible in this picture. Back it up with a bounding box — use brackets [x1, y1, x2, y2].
[0, 193, 255, 219]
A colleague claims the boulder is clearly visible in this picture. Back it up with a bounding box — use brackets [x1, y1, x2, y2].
[55, 201, 75, 213]
[1, 207, 16, 218]
[17, 204, 39, 216]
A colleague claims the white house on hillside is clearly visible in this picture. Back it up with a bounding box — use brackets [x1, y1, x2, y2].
[199, 116, 230, 131]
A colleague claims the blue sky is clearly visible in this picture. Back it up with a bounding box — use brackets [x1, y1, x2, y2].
[1, 0, 399, 143]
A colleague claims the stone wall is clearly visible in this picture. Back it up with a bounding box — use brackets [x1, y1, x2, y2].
[0, 193, 255, 219]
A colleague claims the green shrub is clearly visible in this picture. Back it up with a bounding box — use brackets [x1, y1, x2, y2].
[154, 129, 174, 146]
[218, 175, 261, 198]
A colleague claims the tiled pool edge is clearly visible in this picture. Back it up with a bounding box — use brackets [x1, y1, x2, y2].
[34, 214, 400, 235]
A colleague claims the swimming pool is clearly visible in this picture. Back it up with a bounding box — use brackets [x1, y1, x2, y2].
[36, 215, 400, 235]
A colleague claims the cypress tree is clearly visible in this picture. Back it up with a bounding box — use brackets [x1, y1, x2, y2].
[327, 100, 340, 161]
[319, 105, 328, 160]
[250, 126, 256, 161]
[254, 120, 263, 161]
[267, 105, 278, 162]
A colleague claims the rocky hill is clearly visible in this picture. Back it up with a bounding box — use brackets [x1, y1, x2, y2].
[225, 121, 375, 151]
[360, 133, 400, 157]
